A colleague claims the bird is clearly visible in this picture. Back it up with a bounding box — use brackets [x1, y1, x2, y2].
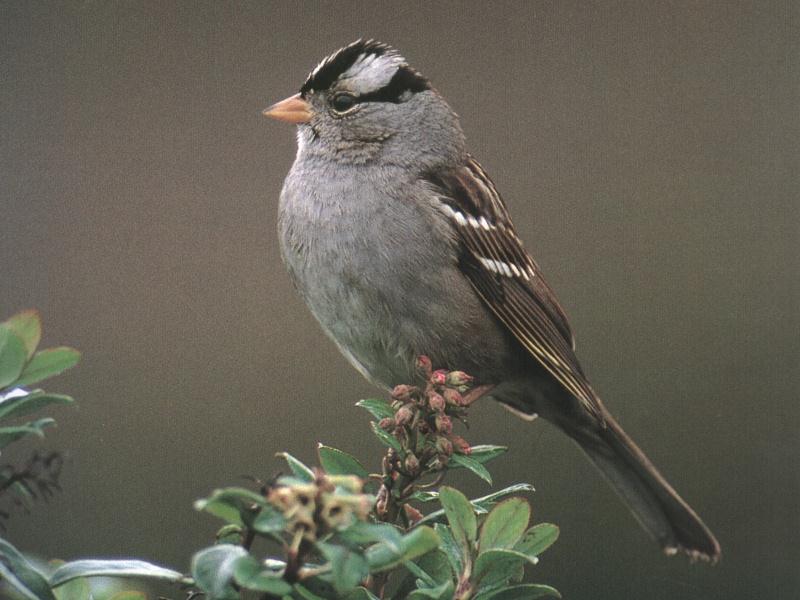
[263, 39, 720, 562]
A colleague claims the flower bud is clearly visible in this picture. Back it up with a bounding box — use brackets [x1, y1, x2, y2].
[404, 504, 424, 524]
[416, 355, 432, 375]
[431, 370, 447, 386]
[379, 417, 394, 431]
[445, 371, 473, 388]
[435, 413, 453, 434]
[442, 388, 463, 406]
[391, 384, 415, 402]
[436, 436, 453, 457]
[404, 453, 420, 475]
[450, 435, 472, 455]
[428, 391, 446, 412]
[394, 405, 414, 427]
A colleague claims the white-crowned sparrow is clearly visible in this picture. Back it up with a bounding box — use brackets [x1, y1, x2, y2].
[264, 40, 719, 561]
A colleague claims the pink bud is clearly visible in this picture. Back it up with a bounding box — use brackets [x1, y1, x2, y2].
[404, 504, 424, 524]
[442, 388, 463, 406]
[404, 453, 420, 475]
[428, 392, 446, 412]
[379, 417, 394, 431]
[450, 435, 472, 455]
[435, 414, 453, 434]
[436, 436, 454, 457]
[431, 370, 447, 386]
[395, 405, 414, 427]
[391, 384, 415, 402]
[446, 371, 474, 387]
[416, 356, 432, 375]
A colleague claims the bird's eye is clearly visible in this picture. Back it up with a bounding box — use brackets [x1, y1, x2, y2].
[330, 93, 357, 113]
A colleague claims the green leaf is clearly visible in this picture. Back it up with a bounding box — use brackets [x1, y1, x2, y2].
[466, 445, 508, 465]
[408, 490, 439, 503]
[194, 487, 266, 527]
[52, 576, 90, 600]
[339, 521, 402, 551]
[294, 583, 328, 600]
[191, 544, 248, 600]
[317, 542, 369, 593]
[232, 554, 292, 595]
[252, 506, 287, 534]
[0, 536, 56, 600]
[344, 586, 381, 600]
[369, 421, 402, 452]
[0, 390, 74, 421]
[15, 348, 80, 387]
[433, 524, 463, 579]
[479, 584, 561, 599]
[318, 444, 369, 478]
[415, 549, 454, 586]
[4, 310, 41, 359]
[472, 549, 535, 590]
[438, 487, 476, 562]
[407, 580, 455, 600]
[0, 418, 56, 449]
[278, 452, 315, 482]
[416, 484, 535, 528]
[479, 498, 530, 553]
[108, 592, 148, 600]
[215, 524, 244, 544]
[514, 524, 559, 559]
[450, 454, 493, 485]
[365, 527, 439, 573]
[355, 398, 395, 420]
[50, 559, 185, 588]
[0, 326, 28, 389]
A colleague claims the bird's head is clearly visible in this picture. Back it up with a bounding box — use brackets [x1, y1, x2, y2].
[264, 40, 465, 168]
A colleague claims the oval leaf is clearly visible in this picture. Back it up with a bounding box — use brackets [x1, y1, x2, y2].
[514, 523, 560, 559]
[355, 398, 395, 420]
[4, 310, 42, 359]
[467, 445, 508, 465]
[318, 444, 369, 478]
[0, 391, 74, 421]
[472, 549, 534, 590]
[232, 555, 292, 595]
[482, 584, 562, 599]
[438, 487, 477, 560]
[365, 526, 440, 573]
[277, 452, 315, 482]
[0, 418, 56, 449]
[369, 421, 402, 452]
[16, 348, 81, 387]
[479, 498, 531, 553]
[450, 454, 493, 485]
[191, 545, 248, 600]
[0, 537, 56, 600]
[50, 559, 184, 588]
[0, 326, 28, 388]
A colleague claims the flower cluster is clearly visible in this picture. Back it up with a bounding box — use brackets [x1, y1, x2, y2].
[379, 356, 474, 474]
[268, 472, 373, 542]
[375, 357, 482, 522]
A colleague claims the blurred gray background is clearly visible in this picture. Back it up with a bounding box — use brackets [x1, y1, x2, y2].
[2, 1, 798, 598]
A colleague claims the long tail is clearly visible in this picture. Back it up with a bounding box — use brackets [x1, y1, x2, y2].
[567, 412, 720, 562]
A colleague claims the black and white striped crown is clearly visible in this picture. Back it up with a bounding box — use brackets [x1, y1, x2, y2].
[300, 39, 430, 102]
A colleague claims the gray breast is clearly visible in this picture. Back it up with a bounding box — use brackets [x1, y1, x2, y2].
[277, 161, 513, 388]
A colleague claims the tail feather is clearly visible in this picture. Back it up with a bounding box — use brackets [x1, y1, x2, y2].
[570, 413, 720, 562]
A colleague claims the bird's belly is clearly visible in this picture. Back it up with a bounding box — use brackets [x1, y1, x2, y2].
[278, 176, 516, 388]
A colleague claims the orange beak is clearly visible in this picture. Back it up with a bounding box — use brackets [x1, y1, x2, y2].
[262, 93, 312, 124]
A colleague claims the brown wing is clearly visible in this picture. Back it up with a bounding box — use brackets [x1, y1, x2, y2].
[426, 156, 603, 419]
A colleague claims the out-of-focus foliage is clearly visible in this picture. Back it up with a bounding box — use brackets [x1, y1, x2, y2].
[0, 315, 559, 599]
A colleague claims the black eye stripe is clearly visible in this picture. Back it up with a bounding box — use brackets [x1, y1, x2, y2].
[355, 67, 431, 105]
